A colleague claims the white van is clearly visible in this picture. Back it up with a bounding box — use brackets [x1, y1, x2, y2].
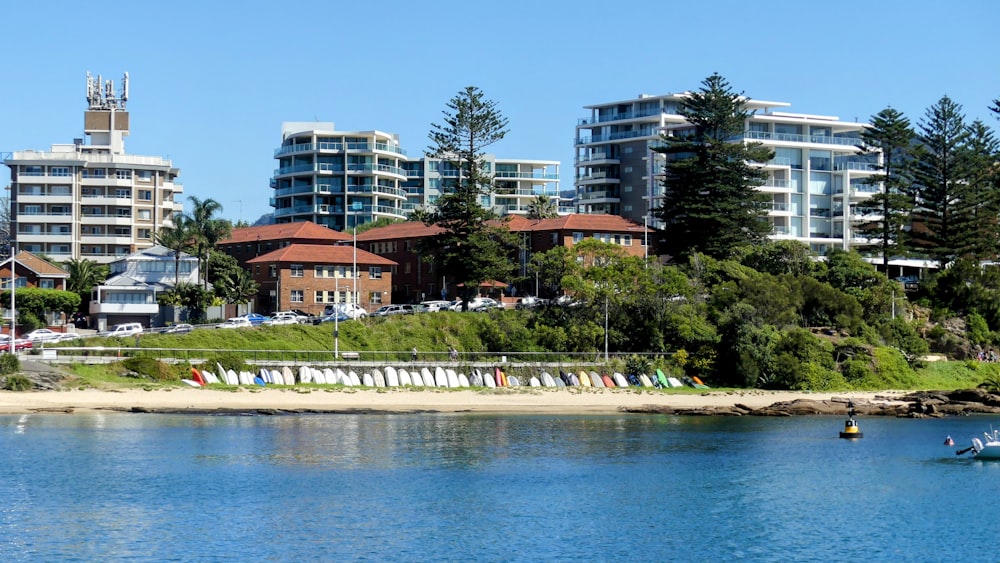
[107, 323, 143, 337]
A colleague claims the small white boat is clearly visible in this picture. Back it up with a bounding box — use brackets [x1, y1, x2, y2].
[968, 429, 1000, 460]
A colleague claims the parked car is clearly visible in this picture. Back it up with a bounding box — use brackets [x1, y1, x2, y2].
[25, 328, 63, 342]
[218, 317, 252, 329]
[372, 304, 409, 317]
[242, 313, 270, 326]
[323, 303, 367, 319]
[103, 322, 144, 338]
[264, 312, 304, 326]
[420, 300, 452, 313]
[0, 338, 33, 352]
[312, 312, 349, 325]
[162, 323, 194, 334]
[515, 296, 543, 310]
[408, 304, 429, 314]
[468, 297, 503, 312]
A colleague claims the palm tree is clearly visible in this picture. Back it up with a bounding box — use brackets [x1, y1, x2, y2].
[214, 269, 260, 315]
[526, 195, 558, 219]
[188, 196, 232, 291]
[64, 257, 108, 314]
[155, 214, 195, 287]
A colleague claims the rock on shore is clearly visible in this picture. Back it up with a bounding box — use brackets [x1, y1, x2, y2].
[621, 388, 1000, 417]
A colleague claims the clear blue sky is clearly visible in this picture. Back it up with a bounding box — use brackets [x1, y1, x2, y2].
[1, 0, 997, 225]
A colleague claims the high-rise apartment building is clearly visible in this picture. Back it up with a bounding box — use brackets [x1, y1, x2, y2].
[271, 122, 560, 231]
[2, 72, 184, 263]
[575, 92, 879, 254]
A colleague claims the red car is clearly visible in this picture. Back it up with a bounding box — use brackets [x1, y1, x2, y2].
[0, 339, 34, 352]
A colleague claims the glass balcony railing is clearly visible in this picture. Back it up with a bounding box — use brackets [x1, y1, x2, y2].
[494, 171, 559, 180]
[744, 130, 863, 147]
[577, 106, 678, 125]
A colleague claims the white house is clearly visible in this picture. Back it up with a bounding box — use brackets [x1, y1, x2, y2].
[89, 245, 198, 331]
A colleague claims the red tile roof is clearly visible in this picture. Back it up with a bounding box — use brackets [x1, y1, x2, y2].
[354, 221, 445, 241]
[246, 244, 397, 266]
[352, 214, 648, 242]
[7, 251, 69, 277]
[221, 221, 353, 244]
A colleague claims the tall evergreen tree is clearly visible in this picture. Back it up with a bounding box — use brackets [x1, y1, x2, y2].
[652, 73, 773, 262]
[963, 119, 1000, 261]
[855, 107, 916, 269]
[910, 96, 971, 266]
[421, 86, 520, 308]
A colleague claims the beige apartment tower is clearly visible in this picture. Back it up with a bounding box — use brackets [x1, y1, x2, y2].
[3, 72, 184, 263]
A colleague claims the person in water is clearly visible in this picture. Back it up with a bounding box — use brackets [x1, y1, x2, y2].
[944, 435, 955, 446]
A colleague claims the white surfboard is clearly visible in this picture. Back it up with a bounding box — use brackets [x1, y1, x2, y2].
[348, 371, 361, 386]
[312, 368, 326, 385]
[420, 367, 433, 387]
[434, 366, 448, 388]
[529, 376, 541, 387]
[411, 369, 424, 386]
[541, 372, 556, 387]
[483, 371, 495, 388]
[385, 366, 399, 387]
[373, 369, 386, 387]
[271, 369, 285, 385]
[297, 366, 311, 384]
[458, 373, 469, 387]
[201, 370, 218, 384]
[323, 368, 337, 384]
[362, 372, 374, 387]
[238, 371, 252, 386]
[445, 368, 459, 388]
[398, 368, 412, 386]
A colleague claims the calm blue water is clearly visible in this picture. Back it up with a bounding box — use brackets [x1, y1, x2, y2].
[2, 413, 1000, 562]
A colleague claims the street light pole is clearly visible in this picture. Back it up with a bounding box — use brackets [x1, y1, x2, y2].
[604, 294, 609, 362]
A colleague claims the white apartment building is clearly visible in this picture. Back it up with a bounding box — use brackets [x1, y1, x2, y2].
[271, 122, 560, 232]
[575, 93, 880, 254]
[3, 73, 184, 263]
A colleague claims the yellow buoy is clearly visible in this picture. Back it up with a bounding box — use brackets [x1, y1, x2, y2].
[839, 399, 863, 439]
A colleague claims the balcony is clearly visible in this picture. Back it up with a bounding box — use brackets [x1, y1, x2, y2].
[345, 163, 407, 178]
[576, 107, 676, 126]
[577, 190, 620, 203]
[17, 233, 73, 243]
[494, 171, 559, 180]
[744, 130, 864, 148]
[575, 153, 620, 166]
[833, 161, 880, 173]
[274, 142, 346, 157]
[759, 179, 794, 192]
[576, 172, 620, 186]
[575, 129, 658, 145]
[767, 202, 791, 215]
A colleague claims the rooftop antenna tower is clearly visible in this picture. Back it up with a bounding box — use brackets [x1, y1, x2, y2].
[85, 71, 128, 110]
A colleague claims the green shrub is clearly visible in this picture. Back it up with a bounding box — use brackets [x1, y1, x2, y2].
[0, 353, 20, 375]
[214, 353, 248, 374]
[625, 355, 652, 377]
[121, 357, 178, 381]
[841, 357, 874, 382]
[4, 374, 31, 391]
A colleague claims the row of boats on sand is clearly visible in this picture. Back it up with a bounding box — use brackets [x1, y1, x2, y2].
[184, 364, 711, 391]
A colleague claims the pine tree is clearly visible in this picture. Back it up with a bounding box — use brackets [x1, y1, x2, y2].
[855, 107, 915, 269]
[652, 73, 773, 262]
[421, 86, 520, 307]
[910, 96, 971, 266]
[963, 119, 1000, 261]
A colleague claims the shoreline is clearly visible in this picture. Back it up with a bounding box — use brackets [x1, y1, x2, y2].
[0, 387, 911, 416]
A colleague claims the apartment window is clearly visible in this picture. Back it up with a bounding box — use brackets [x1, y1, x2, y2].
[138, 228, 151, 240]
[40, 279, 55, 289]
[624, 166, 633, 173]
[138, 190, 152, 201]
[624, 205, 633, 212]
[404, 262, 411, 274]
[623, 235, 632, 246]
[115, 189, 131, 199]
[624, 147, 633, 154]
[369, 266, 382, 279]
[50, 167, 70, 177]
[551, 233, 558, 245]
[370, 292, 382, 305]
[138, 209, 151, 220]
[269, 265, 277, 278]
[315, 291, 324, 303]
[290, 264, 304, 277]
[572, 232, 584, 243]
[115, 169, 132, 180]
[83, 169, 106, 178]
[256, 265, 261, 275]
[116, 208, 131, 217]
[290, 290, 303, 303]
[114, 227, 131, 236]
[137, 170, 153, 181]
[50, 205, 70, 215]
[623, 185, 632, 192]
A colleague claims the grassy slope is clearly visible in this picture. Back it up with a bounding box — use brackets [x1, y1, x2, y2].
[45, 312, 1000, 392]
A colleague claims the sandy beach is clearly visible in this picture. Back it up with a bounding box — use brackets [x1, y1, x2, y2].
[0, 387, 909, 416]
